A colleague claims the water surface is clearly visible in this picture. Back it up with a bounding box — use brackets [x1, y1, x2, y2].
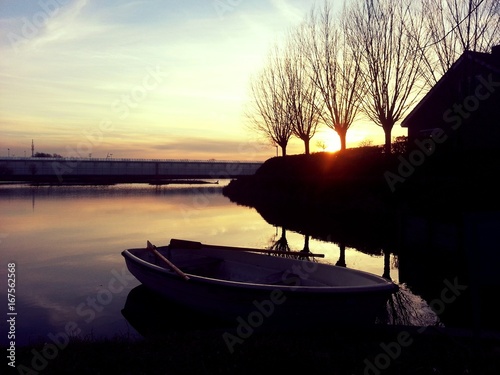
[0, 182, 457, 346]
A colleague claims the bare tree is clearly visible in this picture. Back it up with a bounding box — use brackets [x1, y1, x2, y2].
[285, 30, 322, 155]
[420, 0, 500, 86]
[358, 138, 374, 147]
[246, 44, 294, 157]
[303, 1, 364, 151]
[316, 139, 328, 151]
[345, 0, 426, 154]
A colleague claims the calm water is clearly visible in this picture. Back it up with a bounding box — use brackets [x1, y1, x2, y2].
[0, 181, 495, 347]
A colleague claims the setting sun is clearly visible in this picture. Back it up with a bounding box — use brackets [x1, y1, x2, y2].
[324, 134, 342, 152]
[0, 1, 397, 161]
[314, 136, 340, 152]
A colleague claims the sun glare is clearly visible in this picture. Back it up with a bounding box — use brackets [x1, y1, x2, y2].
[316, 134, 341, 153]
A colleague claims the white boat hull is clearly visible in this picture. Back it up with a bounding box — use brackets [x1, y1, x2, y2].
[122, 242, 398, 325]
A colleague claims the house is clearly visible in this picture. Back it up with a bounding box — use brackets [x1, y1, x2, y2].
[402, 45, 500, 153]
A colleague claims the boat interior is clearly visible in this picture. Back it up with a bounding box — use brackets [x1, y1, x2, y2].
[130, 247, 329, 287]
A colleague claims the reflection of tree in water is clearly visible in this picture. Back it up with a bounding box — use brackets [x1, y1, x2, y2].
[269, 226, 291, 253]
[336, 243, 346, 267]
[302, 234, 310, 252]
[382, 249, 392, 280]
[268, 228, 317, 261]
[299, 234, 317, 261]
[377, 284, 442, 327]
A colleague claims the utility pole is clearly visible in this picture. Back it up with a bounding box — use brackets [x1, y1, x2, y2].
[31, 140, 34, 157]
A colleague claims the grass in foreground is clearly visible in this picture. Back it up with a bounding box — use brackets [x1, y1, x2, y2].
[6, 325, 500, 375]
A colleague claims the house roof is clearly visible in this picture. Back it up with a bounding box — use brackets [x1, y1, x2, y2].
[401, 46, 500, 128]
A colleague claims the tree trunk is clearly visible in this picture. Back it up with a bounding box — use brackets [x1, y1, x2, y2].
[384, 127, 392, 154]
[281, 145, 287, 157]
[303, 138, 310, 155]
[337, 129, 347, 151]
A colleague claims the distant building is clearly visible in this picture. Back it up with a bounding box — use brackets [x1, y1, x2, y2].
[402, 45, 500, 153]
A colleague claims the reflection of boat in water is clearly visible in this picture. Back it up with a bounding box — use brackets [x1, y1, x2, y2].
[122, 285, 228, 339]
[122, 239, 399, 326]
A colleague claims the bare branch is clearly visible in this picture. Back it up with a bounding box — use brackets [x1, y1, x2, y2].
[302, 0, 365, 150]
[245, 43, 294, 157]
[420, 0, 500, 86]
[345, 0, 426, 154]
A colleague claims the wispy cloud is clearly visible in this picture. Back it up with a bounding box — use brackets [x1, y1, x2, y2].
[270, 0, 307, 24]
[0, 0, 91, 52]
[32, 0, 90, 47]
[0, 1, 383, 160]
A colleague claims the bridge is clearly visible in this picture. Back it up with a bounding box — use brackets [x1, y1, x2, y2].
[0, 157, 263, 184]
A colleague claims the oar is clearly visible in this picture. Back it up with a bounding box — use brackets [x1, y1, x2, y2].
[147, 240, 190, 281]
[169, 238, 325, 258]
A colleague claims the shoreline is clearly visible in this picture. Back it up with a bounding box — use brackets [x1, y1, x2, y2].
[3, 323, 499, 374]
[0, 179, 220, 186]
[223, 149, 500, 216]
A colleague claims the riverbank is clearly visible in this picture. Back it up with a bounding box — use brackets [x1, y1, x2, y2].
[223, 148, 500, 216]
[4, 323, 500, 375]
[222, 149, 500, 335]
[0, 178, 221, 186]
[224, 149, 396, 215]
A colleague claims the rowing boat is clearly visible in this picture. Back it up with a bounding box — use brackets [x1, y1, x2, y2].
[121, 239, 398, 325]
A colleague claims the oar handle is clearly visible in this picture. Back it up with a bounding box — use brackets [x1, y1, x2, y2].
[147, 241, 190, 281]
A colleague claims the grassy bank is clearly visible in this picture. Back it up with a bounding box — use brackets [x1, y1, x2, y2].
[5, 325, 500, 374]
[223, 148, 500, 216]
[224, 149, 397, 212]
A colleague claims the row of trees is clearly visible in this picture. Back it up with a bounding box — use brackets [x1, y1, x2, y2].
[246, 0, 500, 156]
[33, 152, 63, 158]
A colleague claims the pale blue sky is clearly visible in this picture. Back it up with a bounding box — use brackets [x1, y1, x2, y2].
[0, 0, 404, 160]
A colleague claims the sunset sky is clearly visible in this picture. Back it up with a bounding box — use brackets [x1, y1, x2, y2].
[0, 0, 407, 161]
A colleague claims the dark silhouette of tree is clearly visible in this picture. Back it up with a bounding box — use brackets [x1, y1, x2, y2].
[303, 1, 364, 151]
[420, 0, 500, 86]
[285, 30, 322, 155]
[392, 135, 408, 155]
[246, 44, 294, 157]
[345, 0, 426, 154]
[316, 140, 328, 151]
[33, 152, 62, 158]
